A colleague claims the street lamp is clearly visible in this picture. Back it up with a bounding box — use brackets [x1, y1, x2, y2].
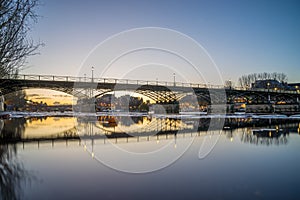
[173, 73, 176, 86]
[91, 66, 94, 83]
[267, 82, 270, 103]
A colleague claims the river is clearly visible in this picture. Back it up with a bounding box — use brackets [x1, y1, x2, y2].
[1, 112, 300, 199]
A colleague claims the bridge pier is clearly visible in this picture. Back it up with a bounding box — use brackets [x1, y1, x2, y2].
[297, 97, 300, 112]
[0, 95, 4, 111]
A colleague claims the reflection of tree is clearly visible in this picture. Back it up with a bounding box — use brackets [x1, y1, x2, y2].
[1, 118, 26, 141]
[0, 119, 29, 200]
[0, 144, 28, 200]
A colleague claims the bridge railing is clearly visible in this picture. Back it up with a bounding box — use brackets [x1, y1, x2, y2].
[2, 74, 228, 89]
[1, 74, 299, 94]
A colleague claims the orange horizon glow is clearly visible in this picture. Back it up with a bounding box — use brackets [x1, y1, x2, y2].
[25, 89, 75, 106]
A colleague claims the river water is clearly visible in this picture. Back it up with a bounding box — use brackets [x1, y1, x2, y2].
[1, 113, 300, 200]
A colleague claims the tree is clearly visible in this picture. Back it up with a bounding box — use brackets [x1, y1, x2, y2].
[4, 90, 27, 110]
[0, 0, 42, 78]
[238, 72, 288, 89]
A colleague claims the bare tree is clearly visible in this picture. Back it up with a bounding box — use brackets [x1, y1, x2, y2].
[277, 73, 287, 82]
[238, 72, 288, 88]
[0, 0, 42, 78]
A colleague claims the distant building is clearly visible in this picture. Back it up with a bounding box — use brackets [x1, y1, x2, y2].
[288, 83, 300, 92]
[251, 79, 294, 90]
[95, 94, 146, 112]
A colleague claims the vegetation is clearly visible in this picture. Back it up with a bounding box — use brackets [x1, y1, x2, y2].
[0, 0, 42, 77]
[1, 1, 40, 198]
[238, 72, 287, 89]
[4, 90, 26, 110]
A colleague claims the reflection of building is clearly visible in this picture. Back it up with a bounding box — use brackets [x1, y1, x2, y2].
[241, 128, 289, 146]
[253, 128, 287, 138]
[97, 116, 118, 127]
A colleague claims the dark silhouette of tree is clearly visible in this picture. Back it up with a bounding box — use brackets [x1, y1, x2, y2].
[4, 90, 27, 111]
[0, 0, 42, 77]
[238, 72, 287, 89]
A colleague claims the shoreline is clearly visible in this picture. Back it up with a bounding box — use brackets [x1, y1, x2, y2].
[1, 111, 300, 119]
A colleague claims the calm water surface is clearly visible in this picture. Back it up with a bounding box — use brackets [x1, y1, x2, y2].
[1, 114, 300, 200]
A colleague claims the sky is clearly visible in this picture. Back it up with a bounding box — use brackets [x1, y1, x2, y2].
[25, 0, 300, 86]
[26, 89, 74, 105]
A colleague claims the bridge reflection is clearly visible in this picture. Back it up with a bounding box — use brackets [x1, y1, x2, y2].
[0, 116, 299, 148]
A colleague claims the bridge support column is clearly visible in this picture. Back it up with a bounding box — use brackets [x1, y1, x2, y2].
[0, 95, 5, 111]
[297, 97, 300, 112]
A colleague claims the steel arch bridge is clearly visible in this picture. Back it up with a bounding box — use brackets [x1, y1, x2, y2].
[0, 74, 299, 105]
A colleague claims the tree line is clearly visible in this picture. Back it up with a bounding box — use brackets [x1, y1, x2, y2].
[238, 72, 287, 89]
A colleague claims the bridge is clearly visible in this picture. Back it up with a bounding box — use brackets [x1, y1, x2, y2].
[0, 74, 299, 109]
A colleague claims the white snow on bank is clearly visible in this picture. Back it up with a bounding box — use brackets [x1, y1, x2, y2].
[1, 111, 300, 120]
[289, 114, 300, 119]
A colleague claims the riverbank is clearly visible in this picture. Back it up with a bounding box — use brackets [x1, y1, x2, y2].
[1, 110, 300, 120]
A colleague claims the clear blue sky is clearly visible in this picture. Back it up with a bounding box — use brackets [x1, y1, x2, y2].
[26, 0, 300, 84]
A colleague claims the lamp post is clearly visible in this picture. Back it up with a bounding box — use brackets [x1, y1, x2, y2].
[267, 82, 270, 103]
[173, 73, 176, 86]
[91, 66, 94, 83]
[267, 82, 273, 113]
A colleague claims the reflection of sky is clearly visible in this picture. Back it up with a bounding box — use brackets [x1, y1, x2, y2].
[23, 117, 77, 138]
[18, 130, 300, 199]
[26, 0, 300, 84]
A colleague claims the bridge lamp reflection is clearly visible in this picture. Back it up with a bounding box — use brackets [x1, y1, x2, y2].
[92, 139, 94, 158]
[174, 135, 177, 148]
